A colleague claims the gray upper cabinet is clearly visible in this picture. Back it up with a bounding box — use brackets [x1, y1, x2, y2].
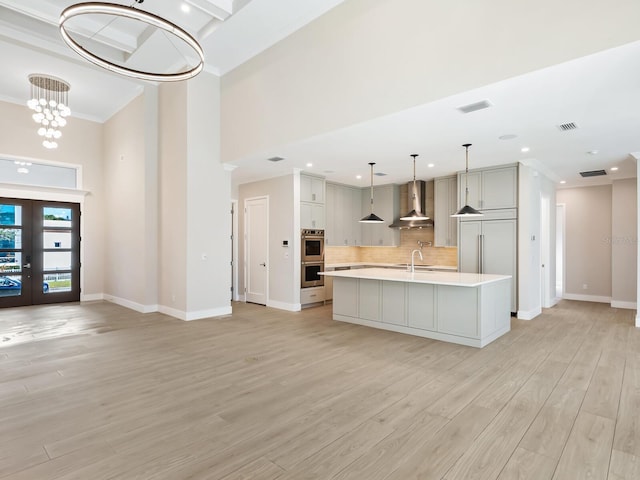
[300, 173, 325, 229]
[434, 175, 457, 247]
[458, 165, 517, 211]
[300, 174, 325, 203]
[325, 182, 361, 246]
[360, 184, 400, 246]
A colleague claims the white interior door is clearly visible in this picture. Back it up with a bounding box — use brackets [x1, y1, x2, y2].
[245, 197, 268, 305]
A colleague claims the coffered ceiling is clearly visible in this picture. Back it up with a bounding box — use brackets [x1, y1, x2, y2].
[0, 0, 639, 189]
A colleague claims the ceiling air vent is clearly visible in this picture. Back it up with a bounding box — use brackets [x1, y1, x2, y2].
[267, 156, 284, 162]
[579, 169, 607, 178]
[374, 172, 387, 176]
[557, 122, 578, 131]
[457, 100, 492, 114]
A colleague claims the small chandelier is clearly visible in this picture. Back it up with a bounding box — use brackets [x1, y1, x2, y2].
[27, 74, 71, 149]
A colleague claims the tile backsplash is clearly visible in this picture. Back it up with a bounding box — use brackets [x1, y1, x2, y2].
[326, 228, 457, 267]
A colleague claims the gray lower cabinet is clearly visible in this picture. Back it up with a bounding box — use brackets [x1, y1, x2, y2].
[406, 283, 435, 331]
[436, 285, 479, 338]
[333, 277, 358, 317]
[381, 281, 406, 326]
[358, 279, 380, 321]
[330, 275, 511, 348]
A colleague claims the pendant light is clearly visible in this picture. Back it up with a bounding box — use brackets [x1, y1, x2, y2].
[451, 143, 483, 217]
[360, 162, 384, 223]
[401, 154, 429, 221]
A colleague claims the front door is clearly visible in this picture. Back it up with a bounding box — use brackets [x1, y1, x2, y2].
[245, 196, 268, 305]
[0, 198, 80, 307]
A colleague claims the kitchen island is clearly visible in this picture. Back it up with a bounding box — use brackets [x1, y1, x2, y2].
[321, 268, 511, 348]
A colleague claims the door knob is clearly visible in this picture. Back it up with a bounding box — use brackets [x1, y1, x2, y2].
[259, 262, 266, 267]
[23, 263, 31, 269]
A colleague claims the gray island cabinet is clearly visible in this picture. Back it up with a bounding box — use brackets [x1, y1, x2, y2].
[322, 268, 511, 348]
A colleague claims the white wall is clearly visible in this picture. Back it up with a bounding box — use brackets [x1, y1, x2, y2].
[239, 173, 298, 310]
[0, 100, 105, 298]
[518, 164, 556, 320]
[185, 72, 232, 316]
[557, 185, 612, 302]
[611, 178, 637, 308]
[158, 73, 232, 320]
[221, 0, 640, 163]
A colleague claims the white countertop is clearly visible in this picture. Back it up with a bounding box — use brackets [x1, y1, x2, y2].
[325, 262, 457, 271]
[321, 267, 510, 287]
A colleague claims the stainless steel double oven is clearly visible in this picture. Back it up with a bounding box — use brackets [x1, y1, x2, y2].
[301, 229, 324, 288]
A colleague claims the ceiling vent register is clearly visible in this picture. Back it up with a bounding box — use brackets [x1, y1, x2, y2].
[579, 169, 607, 177]
[557, 122, 578, 131]
[457, 100, 493, 114]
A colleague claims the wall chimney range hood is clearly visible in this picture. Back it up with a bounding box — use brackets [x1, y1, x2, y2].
[390, 180, 435, 229]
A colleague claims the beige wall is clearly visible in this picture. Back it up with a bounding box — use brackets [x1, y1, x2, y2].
[611, 178, 637, 306]
[221, 0, 640, 163]
[159, 82, 188, 313]
[557, 185, 612, 300]
[102, 89, 159, 310]
[0, 100, 105, 297]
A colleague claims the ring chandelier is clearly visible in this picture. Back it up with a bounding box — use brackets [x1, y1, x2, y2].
[59, 2, 205, 82]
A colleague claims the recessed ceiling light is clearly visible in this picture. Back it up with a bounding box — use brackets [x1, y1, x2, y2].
[587, 150, 599, 155]
[611, 166, 619, 171]
[560, 180, 566, 184]
[521, 147, 530, 153]
[499, 134, 518, 140]
[356, 175, 362, 180]
[181, 4, 191, 13]
[306, 163, 313, 167]
[427, 163, 435, 168]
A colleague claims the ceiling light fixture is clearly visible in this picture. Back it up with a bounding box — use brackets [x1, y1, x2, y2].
[521, 147, 530, 153]
[451, 144, 483, 217]
[401, 154, 429, 221]
[360, 163, 384, 223]
[560, 180, 566, 184]
[427, 163, 435, 168]
[26, 74, 71, 149]
[14, 160, 32, 174]
[59, 2, 204, 82]
[611, 167, 619, 171]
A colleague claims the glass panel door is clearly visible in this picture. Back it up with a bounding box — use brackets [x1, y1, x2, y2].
[0, 198, 80, 308]
[0, 200, 33, 307]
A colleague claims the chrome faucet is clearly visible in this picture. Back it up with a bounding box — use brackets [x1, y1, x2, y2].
[410, 249, 423, 273]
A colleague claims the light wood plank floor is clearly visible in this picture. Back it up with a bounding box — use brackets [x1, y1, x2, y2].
[0, 299, 639, 479]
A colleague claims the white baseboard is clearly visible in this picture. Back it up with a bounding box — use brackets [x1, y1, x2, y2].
[550, 297, 561, 307]
[563, 293, 612, 304]
[81, 293, 104, 302]
[267, 299, 301, 312]
[611, 300, 637, 310]
[158, 305, 232, 321]
[517, 306, 542, 320]
[104, 294, 158, 313]
[238, 294, 246, 302]
[636, 313, 640, 328]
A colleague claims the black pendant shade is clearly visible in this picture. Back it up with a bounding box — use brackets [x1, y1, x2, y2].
[451, 143, 484, 217]
[360, 162, 384, 223]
